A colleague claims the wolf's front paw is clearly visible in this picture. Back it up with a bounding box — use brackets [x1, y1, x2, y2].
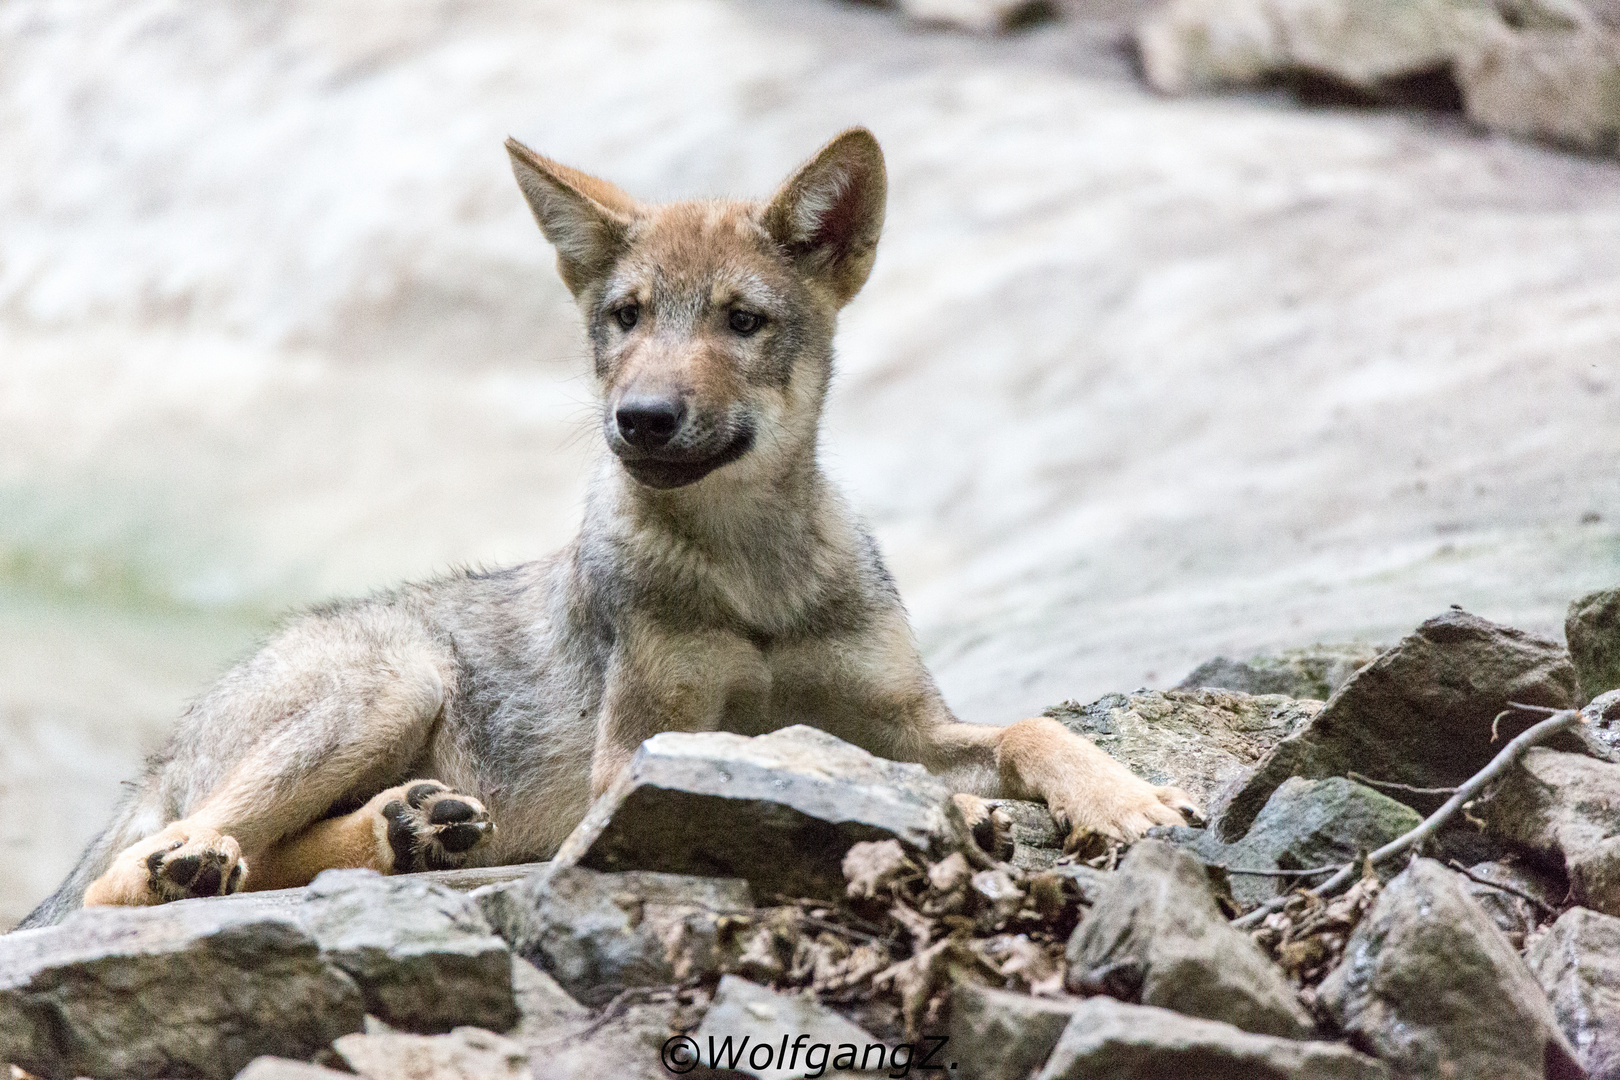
[1051, 775, 1202, 855]
[84, 826, 247, 907]
[371, 780, 495, 873]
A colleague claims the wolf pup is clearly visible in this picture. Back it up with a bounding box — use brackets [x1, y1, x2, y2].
[21, 129, 1198, 929]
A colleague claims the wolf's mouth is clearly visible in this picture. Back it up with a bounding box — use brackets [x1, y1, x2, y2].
[617, 426, 755, 489]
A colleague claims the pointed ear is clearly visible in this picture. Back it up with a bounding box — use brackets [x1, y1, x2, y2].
[762, 128, 887, 306]
[506, 137, 638, 297]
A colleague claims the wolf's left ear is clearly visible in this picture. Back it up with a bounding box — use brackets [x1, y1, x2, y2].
[506, 137, 638, 297]
[762, 128, 887, 307]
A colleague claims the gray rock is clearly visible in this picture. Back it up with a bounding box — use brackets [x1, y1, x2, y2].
[1177, 645, 1382, 701]
[1318, 859, 1581, 1080]
[985, 798, 1066, 870]
[1162, 777, 1421, 908]
[1571, 588, 1620, 703]
[526, 999, 686, 1080]
[1035, 997, 1389, 1080]
[299, 869, 518, 1034]
[485, 863, 753, 1006]
[1456, 859, 1562, 941]
[235, 1060, 354, 1080]
[1064, 839, 1314, 1038]
[1216, 610, 1581, 841]
[1135, 0, 1620, 158]
[0, 904, 364, 1080]
[1584, 689, 1620, 760]
[1527, 907, 1620, 1080]
[1046, 689, 1322, 813]
[1476, 747, 1620, 917]
[945, 980, 1088, 1080]
[507, 955, 590, 1046]
[693, 975, 886, 1079]
[333, 1026, 528, 1080]
[896, 0, 1056, 34]
[551, 725, 960, 902]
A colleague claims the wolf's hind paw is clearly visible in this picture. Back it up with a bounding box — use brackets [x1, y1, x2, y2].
[376, 780, 494, 873]
[85, 827, 247, 908]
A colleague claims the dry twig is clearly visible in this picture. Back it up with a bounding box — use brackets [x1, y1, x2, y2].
[1231, 703, 1583, 929]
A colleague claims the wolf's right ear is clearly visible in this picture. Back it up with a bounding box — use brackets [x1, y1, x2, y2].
[763, 128, 887, 307]
[506, 138, 638, 297]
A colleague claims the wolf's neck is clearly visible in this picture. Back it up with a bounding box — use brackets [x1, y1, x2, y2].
[584, 453, 862, 627]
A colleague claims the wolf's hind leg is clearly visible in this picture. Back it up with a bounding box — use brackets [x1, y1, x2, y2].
[83, 609, 455, 908]
[247, 780, 494, 890]
[82, 825, 247, 907]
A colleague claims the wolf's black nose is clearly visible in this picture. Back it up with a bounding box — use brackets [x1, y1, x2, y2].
[616, 396, 686, 450]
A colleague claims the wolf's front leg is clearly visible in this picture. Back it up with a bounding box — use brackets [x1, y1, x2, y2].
[992, 718, 1200, 849]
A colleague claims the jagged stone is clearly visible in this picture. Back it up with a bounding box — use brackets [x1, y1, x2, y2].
[1476, 747, 1620, 917]
[986, 798, 1066, 870]
[692, 975, 887, 1078]
[1035, 997, 1388, 1079]
[1177, 645, 1382, 701]
[0, 904, 364, 1080]
[896, 0, 1055, 34]
[530, 999, 687, 1080]
[945, 980, 1087, 1080]
[298, 869, 518, 1034]
[333, 1027, 528, 1080]
[1160, 777, 1421, 907]
[1135, 0, 1620, 158]
[550, 725, 960, 902]
[1046, 689, 1322, 812]
[1318, 859, 1581, 1080]
[1064, 840, 1314, 1038]
[507, 955, 590, 1046]
[1526, 907, 1620, 1080]
[1570, 588, 1620, 703]
[234, 1060, 353, 1080]
[1215, 610, 1581, 841]
[481, 864, 753, 1006]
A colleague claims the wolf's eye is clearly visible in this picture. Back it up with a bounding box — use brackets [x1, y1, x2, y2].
[728, 310, 765, 336]
[613, 303, 640, 331]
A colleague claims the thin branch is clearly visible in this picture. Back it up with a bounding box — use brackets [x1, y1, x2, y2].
[1445, 859, 1556, 916]
[1213, 863, 1342, 878]
[1232, 705, 1583, 930]
[1346, 771, 1459, 797]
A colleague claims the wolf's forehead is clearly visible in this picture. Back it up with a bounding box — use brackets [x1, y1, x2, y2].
[623, 201, 787, 300]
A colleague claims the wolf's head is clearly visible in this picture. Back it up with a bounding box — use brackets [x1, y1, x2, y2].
[506, 130, 885, 491]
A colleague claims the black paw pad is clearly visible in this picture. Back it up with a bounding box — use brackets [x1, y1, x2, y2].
[163, 854, 203, 888]
[383, 799, 419, 873]
[436, 822, 487, 854]
[406, 782, 447, 808]
[428, 798, 478, 825]
[191, 860, 224, 896]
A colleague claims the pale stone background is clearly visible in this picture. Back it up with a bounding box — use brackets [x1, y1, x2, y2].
[1, 0, 1616, 926]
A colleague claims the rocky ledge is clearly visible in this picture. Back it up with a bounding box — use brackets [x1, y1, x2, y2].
[5, 588, 1620, 1080]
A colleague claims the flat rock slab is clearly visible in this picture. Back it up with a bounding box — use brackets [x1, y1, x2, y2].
[1162, 777, 1421, 907]
[0, 904, 364, 1080]
[1035, 997, 1388, 1080]
[1570, 587, 1620, 703]
[1318, 859, 1580, 1080]
[551, 725, 959, 902]
[1064, 839, 1313, 1038]
[946, 980, 1088, 1080]
[1526, 906, 1620, 1080]
[334, 1026, 528, 1080]
[1215, 610, 1581, 840]
[1176, 644, 1382, 701]
[1477, 747, 1620, 917]
[297, 869, 518, 1034]
[235, 1060, 354, 1080]
[693, 975, 886, 1080]
[1046, 689, 1322, 812]
[480, 864, 753, 1007]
